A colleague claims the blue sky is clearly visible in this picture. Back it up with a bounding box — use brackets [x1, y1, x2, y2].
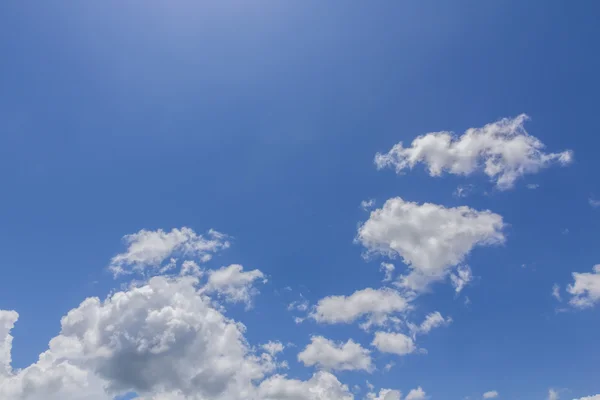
[1, 1, 599, 400]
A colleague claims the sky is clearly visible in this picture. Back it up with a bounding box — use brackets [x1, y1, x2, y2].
[0, 1, 599, 399]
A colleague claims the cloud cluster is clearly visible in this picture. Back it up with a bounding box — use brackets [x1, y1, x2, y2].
[3, 112, 584, 400]
[375, 114, 572, 190]
[109, 227, 230, 276]
[0, 273, 367, 400]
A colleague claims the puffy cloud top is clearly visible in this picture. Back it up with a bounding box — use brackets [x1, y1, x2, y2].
[375, 114, 573, 190]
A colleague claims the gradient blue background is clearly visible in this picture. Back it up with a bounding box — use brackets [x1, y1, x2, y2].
[1, 2, 599, 398]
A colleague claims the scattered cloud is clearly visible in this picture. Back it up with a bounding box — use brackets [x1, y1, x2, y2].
[109, 227, 230, 277]
[366, 388, 402, 400]
[374, 114, 573, 190]
[357, 197, 505, 292]
[483, 391, 499, 398]
[552, 284, 562, 302]
[405, 387, 428, 400]
[575, 396, 600, 400]
[361, 199, 376, 211]
[453, 184, 474, 198]
[567, 265, 600, 308]
[311, 287, 410, 329]
[380, 263, 395, 282]
[298, 336, 373, 372]
[202, 264, 265, 306]
[548, 388, 559, 400]
[372, 332, 416, 356]
[589, 198, 600, 208]
[450, 265, 473, 294]
[526, 183, 540, 189]
[288, 299, 309, 312]
[408, 312, 452, 338]
[261, 341, 285, 357]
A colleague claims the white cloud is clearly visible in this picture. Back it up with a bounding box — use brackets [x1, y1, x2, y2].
[203, 264, 265, 306]
[567, 265, 600, 308]
[552, 284, 562, 302]
[575, 396, 600, 400]
[408, 312, 452, 337]
[257, 371, 353, 400]
[2, 276, 368, 400]
[357, 197, 505, 292]
[589, 198, 600, 208]
[374, 114, 573, 190]
[367, 388, 402, 400]
[261, 341, 285, 357]
[450, 265, 473, 294]
[372, 332, 416, 356]
[405, 387, 427, 400]
[526, 183, 540, 189]
[0, 310, 18, 377]
[380, 263, 395, 282]
[311, 288, 411, 329]
[361, 199, 376, 210]
[548, 389, 559, 400]
[298, 336, 373, 372]
[483, 391, 499, 398]
[109, 227, 230, 276]
[0, 275, 279, 400]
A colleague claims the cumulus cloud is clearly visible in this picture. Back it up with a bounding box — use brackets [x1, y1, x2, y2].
[575, 396, 600, 400]
[371, 332, 416, 356]
[0, 310, 18, 377]
[298, 336, 373, 372]
[357, 197, 505, 292]
[567, 265, 600, 308]
[450, 265, 473, 294]
[203, 264, 265, 306]
[261, 341, 285, 357]
[548, 389, 559, 400]
[0, 275, 280, 400]
[311, 287, 411, 329]
[366, 388, 402, 400]
[374, 114, 573, 190]
[257, 371, 353, 400]
[109, 227, 230, 276]
[483, 390, 499, 398]
[405, 387, 427, 400]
